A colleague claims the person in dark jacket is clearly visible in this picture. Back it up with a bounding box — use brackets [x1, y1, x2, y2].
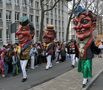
[73, 6, 101, 88]
[43, 25, 56, 70]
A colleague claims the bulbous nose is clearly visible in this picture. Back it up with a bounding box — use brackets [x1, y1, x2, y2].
[16, 30, 21, 36]
[74, 23, 83, 31]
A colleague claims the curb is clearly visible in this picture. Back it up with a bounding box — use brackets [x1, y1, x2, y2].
[82, 68, 103, 90]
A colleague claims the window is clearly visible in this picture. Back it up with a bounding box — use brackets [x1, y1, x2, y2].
[22, 0, 27, 7]
[46, 18, 49, 24]
[58, 2, 60, 9]
[0, 0, 2, 3]
[29, 0, 33, 7]
[59, 20, 60, 26]
[55, 20, 57, 26]
[0, 30, 2, 38]
[58, 9, 60, 15]
[51, 10, 53, 16]
[59, 32, 61, 40]
[35, 16, 39, 29]
[15, 12, 19, 21]
[62, 32, 64, 38]
[6, 0, 11, 4]
[0, 9, 2, 19]
[35, 16, 39, 23]
[47, 5, 49, 10]
[50, 0, 53, 6]
[62, 21, 64, 26]
[6, 10, 11, 20]
[29, 15, 33, 22]
[23, 13, 27, 16]
[51, 19, 53, 24]
[15, 0, 19, 6]
[36, 30, 39, 37]
[55, 8, 57, 14]
[35, 1, 39, 9]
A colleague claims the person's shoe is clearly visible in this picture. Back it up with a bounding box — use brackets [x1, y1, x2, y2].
[56, 61, 59, 64]
[87, 79, 89, 83]
[71, 65, 75, 68]
[12, 74, 16, 77]
[45, 66, 49, 70]
[21, 78, 27, 82]
[30, 67, 35, 70]
[2, 74, 5, 78]
[49, 65, 52, 68]
[82, 84, 86, 88]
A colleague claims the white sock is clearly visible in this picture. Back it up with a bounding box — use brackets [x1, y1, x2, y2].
[83, 78, 87, 84]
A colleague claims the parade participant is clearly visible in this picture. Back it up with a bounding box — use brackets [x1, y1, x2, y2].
[16, 16, 35, 82]
[69, 40, 78, 68]
[43, 25, 56, 70]
[29, 44, 38, 69]
[0, 49, 5, 77]
[73, 6, 100, 87]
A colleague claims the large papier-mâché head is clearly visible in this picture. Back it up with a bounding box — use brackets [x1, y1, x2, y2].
[73, 6, 97, 40]
[16, 16, 35, 46]
[43, 25, 56, 43]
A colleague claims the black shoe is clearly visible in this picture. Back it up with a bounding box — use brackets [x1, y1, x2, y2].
[71, 65, 75, 68]
[21, 78, 27, 82]
[87, 79, 89, 83]
[82, 84, 86, 88]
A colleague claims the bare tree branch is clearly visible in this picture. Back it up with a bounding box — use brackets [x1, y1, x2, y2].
[86, 0, 95, 9]
[44, 0, 61, 12]
[43, 0, 51, 6]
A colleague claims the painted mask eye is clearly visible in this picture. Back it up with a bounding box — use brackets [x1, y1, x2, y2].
[73, 20, 78, 25]
[81, 19, 89, 24]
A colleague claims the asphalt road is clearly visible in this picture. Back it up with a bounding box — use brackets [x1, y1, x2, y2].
[0, 60, 73, 90]
[88, 71, 103, 90]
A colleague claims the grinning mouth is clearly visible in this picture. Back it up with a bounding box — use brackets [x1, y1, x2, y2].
[18, 35, 23, 40]
[76, 28, 90, 34]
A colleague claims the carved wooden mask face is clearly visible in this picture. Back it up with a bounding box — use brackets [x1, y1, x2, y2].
[16, 25, 34, 45]
[43, 30, 56, 43]
[73, 12, 96, 40]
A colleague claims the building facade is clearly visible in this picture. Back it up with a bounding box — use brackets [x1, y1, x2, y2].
[0, 0, 68, 46]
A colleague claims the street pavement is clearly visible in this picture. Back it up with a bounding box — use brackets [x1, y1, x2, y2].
[0, 55, 103, 90]
[28, 55, 103, 90]
[0, 60, 72, 90]
[88, 66, 103, 90]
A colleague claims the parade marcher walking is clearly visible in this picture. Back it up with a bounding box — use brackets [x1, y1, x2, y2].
[0, 49, 5, 77]
[16, 16, 35, 82]
[69, 40, 77, 68]
[73, 6, 101, 88]
[29, 44, 38, 69]
[11, 51, 19, 76]
[43, 25, 56, 70]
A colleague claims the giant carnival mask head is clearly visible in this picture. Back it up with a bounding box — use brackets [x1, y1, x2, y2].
[73, 6, 96, 40]
[43, 25, 56, 43]
[16, 16, 35, 46]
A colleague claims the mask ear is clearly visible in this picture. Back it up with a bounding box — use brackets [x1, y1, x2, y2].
[91, 22, 96, 31]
